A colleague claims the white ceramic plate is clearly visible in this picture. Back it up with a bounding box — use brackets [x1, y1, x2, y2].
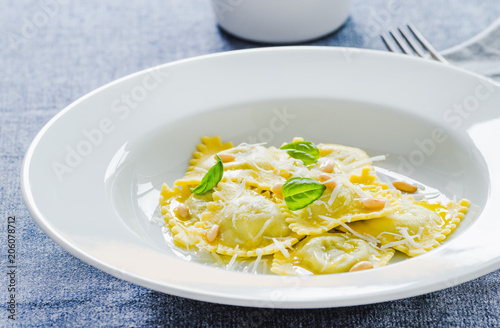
[22, 47, 500, 308]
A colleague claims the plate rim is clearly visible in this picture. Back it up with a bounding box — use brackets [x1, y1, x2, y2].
[21, 46, 500, 308]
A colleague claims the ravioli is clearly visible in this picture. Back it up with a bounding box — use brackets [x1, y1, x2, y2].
[341, 198, 470, 256]
[160, 183, 214, 248]
[271, 232, 394, 275]
[175, 136, 234, 187]
[282, 179, 400, 235]
[197, 180, 299, 257]
[159, 136, 474, 275]
[221, 143, 288, 190]
[313, 143, 375, 176]
[177, 139, 288, 191]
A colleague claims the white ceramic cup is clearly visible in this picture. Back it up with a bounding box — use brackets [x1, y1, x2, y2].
[210, 0, 352, 44]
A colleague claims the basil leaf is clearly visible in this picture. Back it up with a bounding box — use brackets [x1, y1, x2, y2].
[191, 155, 224, 194]
[280, 141, 320, 165]
[282, 177, 326, 211]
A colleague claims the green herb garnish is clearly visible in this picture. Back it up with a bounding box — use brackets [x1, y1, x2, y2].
[282, 177, 326, 211]
[191, 155, 223, 194]
[280, 141, 320, 165]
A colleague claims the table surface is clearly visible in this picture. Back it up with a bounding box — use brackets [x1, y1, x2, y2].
[2, 1, 500, 327]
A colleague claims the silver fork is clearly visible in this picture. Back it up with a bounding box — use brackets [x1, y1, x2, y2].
[381, 24, 448, 64]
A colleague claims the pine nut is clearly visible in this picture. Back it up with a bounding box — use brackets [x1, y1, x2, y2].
[214, 153, 235, 163]
[292, 137, 304, 142]
[361, 198, 386, 210]
[271, 183, 284, 198]
[392, 181, 418, 193]
[319, 161, 334, 173]
[206, 224, 220, 242]
[318, 174, 330, 182]
[319, 174, 337, 190]
[349, 261, 374, 272]
[176, 203, 190, 218]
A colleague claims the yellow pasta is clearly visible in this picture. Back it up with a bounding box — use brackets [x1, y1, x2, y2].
[271, 232, 394, 275]
[175, 136, 233, 187]
[159, 137, 473, 275]
[160, 183, 214, 248]
[196, 180, 299, 257]
[342, 198, 470, 256]
[282, 181, 401, 235]
[314, 143, 374, 176]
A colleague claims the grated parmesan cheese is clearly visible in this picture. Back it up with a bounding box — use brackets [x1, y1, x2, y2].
[416, 227, 424, 239]
[318, 215, 380, 247]
[232, 212, 237, 229]
[397, 227, 421, 249]
[273, 238, 290, 259]
[313, 200, 327, 207]
[381, 240, 407, 250]
[328, 180, 342, 206]
[343, 155, 386, 171]
[252, 218, 273, 241]
[343, 179, 369, 198]
[379, 227, 422, 250]
[226, 245, 239, 270]
[233, 177, 248, 200]
[251, 249, 264, 274]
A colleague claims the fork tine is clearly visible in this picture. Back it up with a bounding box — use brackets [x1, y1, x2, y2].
[381, 34, 399, 53]
[389, 30, 413, 55]
[407, 24, 448, 64]
[397, 28, 426, 58]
